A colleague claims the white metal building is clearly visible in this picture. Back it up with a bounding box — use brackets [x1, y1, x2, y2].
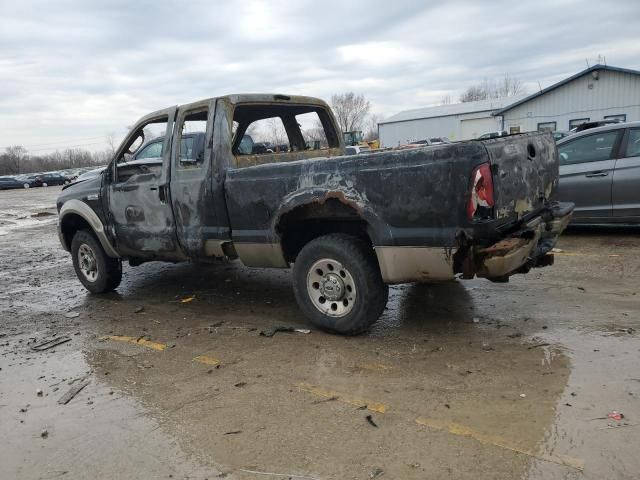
[378, 64, 640, 147]
[378, 95, 525, 147]
[494, 65, 640, 133]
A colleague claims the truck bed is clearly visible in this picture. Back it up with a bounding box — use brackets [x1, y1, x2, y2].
[224, 132, 559, 250]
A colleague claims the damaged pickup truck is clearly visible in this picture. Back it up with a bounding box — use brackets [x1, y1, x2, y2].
[57, 94, 574, 334]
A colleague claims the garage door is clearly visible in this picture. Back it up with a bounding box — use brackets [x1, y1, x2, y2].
[460, 118, 499, 140]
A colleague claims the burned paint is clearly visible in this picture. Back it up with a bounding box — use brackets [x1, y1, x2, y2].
[57, 93, 573, 285]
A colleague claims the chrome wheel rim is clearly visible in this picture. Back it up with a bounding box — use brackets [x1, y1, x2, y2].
[306, 258, 356, 317]
[78, 244, 98, 282]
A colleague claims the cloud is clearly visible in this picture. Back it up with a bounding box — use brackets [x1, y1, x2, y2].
[0, 0, 638, 152]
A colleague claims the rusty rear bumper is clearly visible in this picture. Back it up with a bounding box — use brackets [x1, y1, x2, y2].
[476, 202, 574, 280]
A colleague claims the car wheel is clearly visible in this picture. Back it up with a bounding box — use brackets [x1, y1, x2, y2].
[64, 180, 70, 185]
[42, 182, 48, 187]
[23, 184, 30, 189]
[292, 233, 388, 335]
[71, 230, 122, 293]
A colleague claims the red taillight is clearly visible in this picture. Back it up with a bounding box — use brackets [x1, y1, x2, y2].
[467, 162, 494, 220]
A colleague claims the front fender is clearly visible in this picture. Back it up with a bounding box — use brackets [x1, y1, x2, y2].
[58, 199, 120, 258]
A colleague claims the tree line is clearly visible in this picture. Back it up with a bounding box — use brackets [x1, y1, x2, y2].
[0, 145, 112, 176]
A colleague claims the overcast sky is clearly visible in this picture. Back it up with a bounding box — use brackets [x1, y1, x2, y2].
[1, 0, 639, 153]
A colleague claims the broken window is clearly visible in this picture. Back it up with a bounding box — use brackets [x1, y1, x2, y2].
[296, 111, 329, 150]
[231, 103, 340, 167]
[115, 116, 169, 183]
[176, 109, 208, 168]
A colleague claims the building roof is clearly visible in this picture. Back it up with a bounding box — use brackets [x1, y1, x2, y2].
[493, 64, 640, 115]
[379, 94, 528, 125]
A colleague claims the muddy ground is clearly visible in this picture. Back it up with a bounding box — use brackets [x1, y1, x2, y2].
[1, 187, 639, 480]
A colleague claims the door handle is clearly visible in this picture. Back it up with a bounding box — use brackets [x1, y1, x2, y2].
[585, 171, 608, 177]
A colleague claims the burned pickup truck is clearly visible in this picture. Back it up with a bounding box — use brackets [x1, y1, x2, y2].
[57, 94, 573, 334]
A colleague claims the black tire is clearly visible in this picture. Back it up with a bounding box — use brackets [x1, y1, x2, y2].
[292, 234, 388, 335]
[71, 230, 122, 293]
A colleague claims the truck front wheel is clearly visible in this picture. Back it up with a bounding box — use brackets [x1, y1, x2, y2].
[71, 230, 122, 293]
[292, 234, 388, 335]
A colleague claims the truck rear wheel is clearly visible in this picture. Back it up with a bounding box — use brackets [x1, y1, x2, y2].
[293, 234, 388, 335]
[71, 230, 122, 293]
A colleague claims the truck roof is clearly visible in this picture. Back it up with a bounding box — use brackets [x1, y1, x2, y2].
[144, 94, 331, 120]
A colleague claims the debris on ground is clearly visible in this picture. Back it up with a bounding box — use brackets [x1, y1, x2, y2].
[36, 388, 43, 397]
[223, 430, 242, 435]
[234, 382, 247, 388]
[133, 306, 144, 313]
[64, 311, 80, 318]
[31, 336, 71, 351]
[40, 429, 48, 438]
[366, 415, 378, 427]
[311, 395, 338, 405]
[607, 411, 624, 421]
[259, 325, 311, 337]
[180, 295, 195, 304]
[528, 343, 550, 349]
[57, 379, 90, 405]
[520, 393, 527, 398]
[369, 467, 384, 479]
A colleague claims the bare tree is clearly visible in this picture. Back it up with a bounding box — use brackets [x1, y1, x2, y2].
[440, 94, 453, 105]
[265, 118, 287, 146]
[496, 74, 524, 98]
[330, 92, 371, 133]
[459, 75, 526, 103]
[364, 113, 382, 141]
[1, 146, 28, 174]
[106, 132, 117, 156]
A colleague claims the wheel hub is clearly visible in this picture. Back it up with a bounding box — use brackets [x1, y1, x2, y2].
[320, 273, 344, 301]
[306, 258, 356, 318]
[78, 244, 98, 282]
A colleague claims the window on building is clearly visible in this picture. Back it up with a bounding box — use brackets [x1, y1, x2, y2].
[569, 118, 589, 130]
[537, 122, 556, 132]
[509, 126, 521, 134]
[604, 114, 626, 123]
[557, 131, 620, 165]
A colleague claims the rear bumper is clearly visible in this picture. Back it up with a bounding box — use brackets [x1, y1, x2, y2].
[375, 202, 574, 284]
[474, 201, 574, 280]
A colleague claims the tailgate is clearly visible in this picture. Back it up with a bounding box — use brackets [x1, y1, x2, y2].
[482, 132, 558, 222]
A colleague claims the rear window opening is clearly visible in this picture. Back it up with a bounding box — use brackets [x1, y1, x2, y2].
[231, 104, 340, 168]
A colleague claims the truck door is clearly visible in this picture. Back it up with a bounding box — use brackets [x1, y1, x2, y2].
[106, 107, 180, 259]
[170, 99, 231, 257]
[557, 130, 621, 220]
[612, 127, 640, 219]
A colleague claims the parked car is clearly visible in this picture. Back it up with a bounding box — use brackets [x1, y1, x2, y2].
[75, 167, 106, 182]
[345, 145, 370, 155]
[57, 93, 573, 335]
[0, 176, 30, 190]
[568, 119, 622, 134]
[477, 131, 509, 140]
[557, 121, 640, 224]
[40, 173, 72, 186]
[14, 174, 39, 188]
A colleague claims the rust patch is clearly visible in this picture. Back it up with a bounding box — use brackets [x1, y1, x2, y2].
[480, 238, 527, 257]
